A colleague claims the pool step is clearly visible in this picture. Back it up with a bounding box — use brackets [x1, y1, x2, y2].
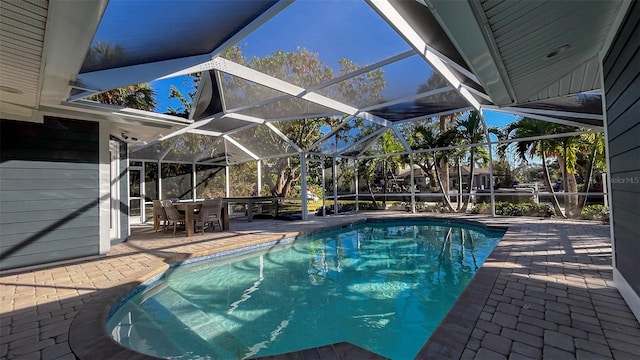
[148, 288, 248, 358]
[110, 300, 196, 358]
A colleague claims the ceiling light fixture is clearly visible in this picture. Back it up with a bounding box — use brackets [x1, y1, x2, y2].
[0, 86, 23, 94]
[545, 45, 570, 59]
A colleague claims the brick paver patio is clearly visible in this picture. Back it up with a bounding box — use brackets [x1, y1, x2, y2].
[1, 213, 639, 359]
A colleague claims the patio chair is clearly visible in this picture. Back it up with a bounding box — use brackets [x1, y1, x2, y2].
[152, 200, 168, 232]
[195, 198, 223, 234]
[161, 200, 186, 235]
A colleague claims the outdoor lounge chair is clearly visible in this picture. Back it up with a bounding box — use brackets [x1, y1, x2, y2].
[152, 200, 168, 232]
[161, 200, 186, 235]
[195, 198, 223, 234]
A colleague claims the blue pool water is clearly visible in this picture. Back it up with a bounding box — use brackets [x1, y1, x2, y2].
[107, 220, 503, 359]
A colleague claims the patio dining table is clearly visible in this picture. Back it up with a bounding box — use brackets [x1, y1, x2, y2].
[153, 200, 229, 236]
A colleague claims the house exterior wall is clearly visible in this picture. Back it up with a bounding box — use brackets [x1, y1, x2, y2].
[0, 117, 101, 270]
[602, 1, 640, 319]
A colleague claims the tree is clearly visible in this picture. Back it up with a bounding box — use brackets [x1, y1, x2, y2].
[411, 123, 459, 212]
[577, 131, 606, 210]
[417, 73, 464, 192]
[505, 118, 572, 218]
[221, 46, 387, 197]
[455, 110, 486, 211]
[86, 42, 157, 111]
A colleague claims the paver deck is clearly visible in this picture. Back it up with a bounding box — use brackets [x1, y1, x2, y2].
[1, 212, 639, 360]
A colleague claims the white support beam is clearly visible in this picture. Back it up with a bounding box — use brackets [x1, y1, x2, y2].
[354, 159, 359, 212]
[222, 112, 266, 124]
[485, 107, 603, 130]
[188, 129, 223, 137]
[336, 127, 386, 157]
[392, 126, 412, 153]
[203, 58, 365, 117]
[265, 122, 303, 153]
[333, 156, 338, 215]
[356, 111, 392, 127]
[499, 107, 603, 121]
[360, 86, 453, 112]
[307, 50, 416, 92]
[223, 135, 260, 160]
[421, 0, 514, 105]
[158, 114, 222, 141]
[409, 154, 416, 213]
[309, 116, 354, 150]
[394, 107, 474, 125]
[264, 112, 339, 123]
[321, 156, 327, 216]
[368, 0, 483, 110]
[300, 152, 308, 220]
[257, 160, 262, 196]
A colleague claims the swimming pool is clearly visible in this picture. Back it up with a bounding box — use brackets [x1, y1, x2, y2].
[107, 219, 504, 359]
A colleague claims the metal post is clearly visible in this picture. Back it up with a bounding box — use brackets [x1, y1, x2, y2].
[410, 153, 416, 213]
[300, 152, 308, 220]
[333, 156, 338, 215]
[321, 156, 326, 216]
[225, 165, 230, 197]
[192, 162, 197, 201]
[158, 161, 162, 200]
[257, 160, 262, 196]
[480, 109, 496, 217]
[355, 159, 359, 212]
[141, 161, 146, 223]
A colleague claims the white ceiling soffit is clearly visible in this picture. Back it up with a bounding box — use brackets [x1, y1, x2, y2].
[0, 0, 50, 113]
[426, 0, 625, 106]
[38, 0, 108, 106]
[525, 56, 601, 103]
[52, 100, 191, 145]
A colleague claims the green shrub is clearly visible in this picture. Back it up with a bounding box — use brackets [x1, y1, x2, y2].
[472, 202, 554, 217]
[471, 202, 491, 214]
[580, 205, 609, 221]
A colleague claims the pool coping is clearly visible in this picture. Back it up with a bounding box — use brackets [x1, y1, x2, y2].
[68, 215, 509, 360]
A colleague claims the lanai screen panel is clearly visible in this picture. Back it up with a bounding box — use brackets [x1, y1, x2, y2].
[130, 138, 177, 161]
[198, 117, 257, 134]
[80, 0, 278, 73]
[311, 118, 383, 155]
[315, 55, 448, 110]
[223, 139, 256, 165]
[219, 0, 411, 89]
[227, 124, 298, 159]
[163, 133, 221, 163]
[369, 89, 471, 122]
[236, 96, 339, 120]
[220, 72, 289, 112]
[514, 93, 603, 114]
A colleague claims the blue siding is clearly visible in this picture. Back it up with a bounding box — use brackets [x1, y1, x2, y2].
[603, 2, 640, 296]
[0, 117, 100, 270]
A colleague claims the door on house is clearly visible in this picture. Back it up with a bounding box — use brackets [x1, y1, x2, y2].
[129, 166, 144, 224]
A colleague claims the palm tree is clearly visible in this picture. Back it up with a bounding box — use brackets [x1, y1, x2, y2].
[455, 110, 486, 212]
[412, 125, 459, 212]
[90, 84, 157, 111]
[505, 118, 569, 218]
[85, 42, 157, 111]
[577, 131, 606, 210]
